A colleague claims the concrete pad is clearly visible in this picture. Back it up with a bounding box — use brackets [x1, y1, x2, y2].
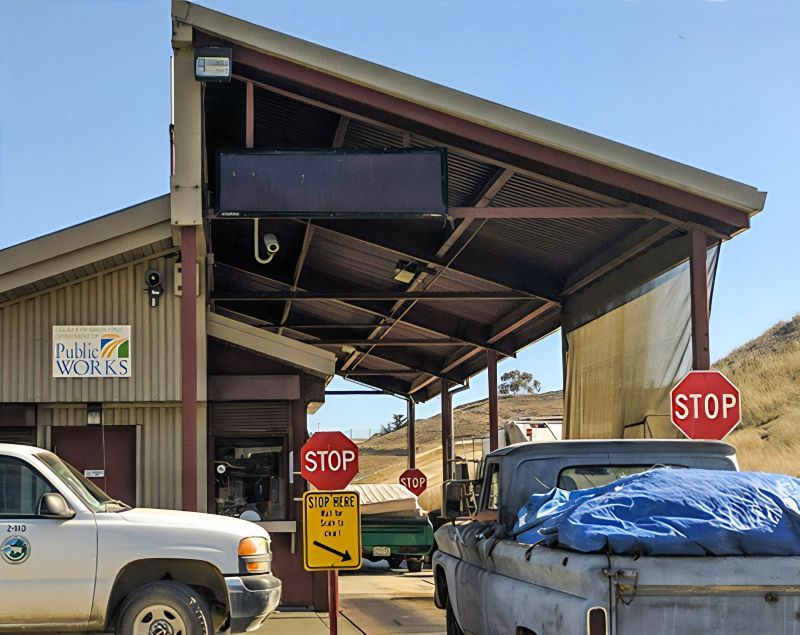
[255, 610, 362, 635]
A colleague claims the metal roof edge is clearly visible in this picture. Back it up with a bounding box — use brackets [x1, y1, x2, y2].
[207, 311, 336, 379]
[0, 194, 172, 276]
[174, 2, 766, 214]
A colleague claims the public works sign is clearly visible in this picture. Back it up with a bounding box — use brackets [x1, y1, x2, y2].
[53, 325, 131, 378]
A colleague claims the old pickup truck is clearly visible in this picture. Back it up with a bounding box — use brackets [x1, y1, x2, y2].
[433, 439, 800, 635]
[0, 443, 281, 634]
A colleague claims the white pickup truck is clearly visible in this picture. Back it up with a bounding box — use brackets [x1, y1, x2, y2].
[434, 439, 800, 635]
[0, 443, 281, 634]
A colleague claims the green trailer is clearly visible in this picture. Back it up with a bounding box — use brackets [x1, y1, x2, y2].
[361, 515, 434, 572]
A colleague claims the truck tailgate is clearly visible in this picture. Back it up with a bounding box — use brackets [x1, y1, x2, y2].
[612, 554, 800, 635]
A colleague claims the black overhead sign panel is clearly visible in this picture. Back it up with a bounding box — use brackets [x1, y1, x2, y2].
[215, 149, 448, 218]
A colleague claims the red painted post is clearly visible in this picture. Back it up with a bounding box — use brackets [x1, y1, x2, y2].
[407, 398, 416, 469]
[487, 350, 499, 452]
[180, 225, 198, 511]
[245, 81, 254, 149]
[328, 570, 338, 635]
[441, 379, 452, 482]
[690, 230, 711, 370]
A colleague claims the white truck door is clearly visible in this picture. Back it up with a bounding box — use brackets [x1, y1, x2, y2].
[0, 455, 97, 628]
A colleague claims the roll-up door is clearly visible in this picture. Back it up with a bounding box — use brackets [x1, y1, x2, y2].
[209, 401, 290, 436]
[0, 427, 36, 445]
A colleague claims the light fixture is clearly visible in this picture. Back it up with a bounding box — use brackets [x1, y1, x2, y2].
[194, 47, 232, 82]
[145, 268, 163, 308]
[87, 403, 102, 426]
[393, 260, 424, 284]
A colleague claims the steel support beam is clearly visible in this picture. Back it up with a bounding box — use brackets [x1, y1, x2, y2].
[487, 350, 499, 453]
[245, 81, 254, 148]
[214, 290, 536, 301]
[313, 338, 465, 347]
[407, 399, 416, 469]
[441, 379, 452, 483]
[332, 115, 350, 148]
[278, 222, 314, 335]
[561, 222, 676, 296]
[180, 226, 198, 512]
[449, 206, 652, 220]
[690, 230, 711, 370]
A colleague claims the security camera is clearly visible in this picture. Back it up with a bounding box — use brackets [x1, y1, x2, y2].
[144, 268, 163, 308]
[263, 233, 280, 254]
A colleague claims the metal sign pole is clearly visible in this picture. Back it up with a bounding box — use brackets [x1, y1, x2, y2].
[328, 570, 339, 635]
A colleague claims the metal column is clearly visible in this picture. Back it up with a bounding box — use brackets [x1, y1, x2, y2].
[487, 350, 499, 452]
[690, 229, 711, 370]
[407, 398, 416, 469]
[441, 379, 452, 482]
[180, 226, 198, 511]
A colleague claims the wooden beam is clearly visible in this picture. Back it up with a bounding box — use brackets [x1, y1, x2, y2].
[561, 222, 676, 296]
[449, 206, 652, 220]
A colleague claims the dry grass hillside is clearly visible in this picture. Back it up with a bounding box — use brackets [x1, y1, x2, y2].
[720, 315, 800, 474]
[355, 390, 563, 509]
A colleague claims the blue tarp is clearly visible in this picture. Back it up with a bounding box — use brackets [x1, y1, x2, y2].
[513, 469, 800, 556]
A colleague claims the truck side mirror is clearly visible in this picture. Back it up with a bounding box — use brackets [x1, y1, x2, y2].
[38, 493, 75, 520]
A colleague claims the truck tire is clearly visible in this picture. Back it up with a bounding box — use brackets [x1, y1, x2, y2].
[446, 594, 464, 635]
[388, 556, 404, 569]
[115, 581, 212, 635]
[407, 559, 424, 573]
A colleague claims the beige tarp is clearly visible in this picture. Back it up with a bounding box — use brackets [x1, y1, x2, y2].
[564, 245, 718, 439]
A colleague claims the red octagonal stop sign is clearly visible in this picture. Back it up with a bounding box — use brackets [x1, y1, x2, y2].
[300, 431, 359, 490]
[399, 468, 428, 497]
[670, 370, 741, 440]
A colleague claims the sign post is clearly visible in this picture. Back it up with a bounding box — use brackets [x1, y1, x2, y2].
[399, 468, 428, 497]
[670, 370, 742, 440]
[300, 433, 360, 635]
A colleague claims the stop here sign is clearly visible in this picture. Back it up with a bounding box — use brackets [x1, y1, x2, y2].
[670, 371, 741, 440]
[300, 431, 359, 490]
[399, 468, 428, 497]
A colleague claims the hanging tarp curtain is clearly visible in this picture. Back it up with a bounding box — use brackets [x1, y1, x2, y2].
[563, 240, 719, 439]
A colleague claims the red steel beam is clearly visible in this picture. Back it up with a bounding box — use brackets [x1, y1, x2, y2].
[690, 229, 711, 370]
[441, 379, 452, 482]
[449, 206, 652, 220]
[487, 350, 499, 452]
[407, 399, 416, 469]
[245, 81, 254, 148]
[232, 46, 751, 231]
[180, 226, 198, 512]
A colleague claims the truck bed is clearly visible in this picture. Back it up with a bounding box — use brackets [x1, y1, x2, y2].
[435, 524, 800, 634]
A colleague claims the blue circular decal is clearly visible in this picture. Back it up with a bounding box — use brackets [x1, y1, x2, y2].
[1, 535, 31, 565]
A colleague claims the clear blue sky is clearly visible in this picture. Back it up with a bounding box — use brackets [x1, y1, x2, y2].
[1, 1, 797, 437]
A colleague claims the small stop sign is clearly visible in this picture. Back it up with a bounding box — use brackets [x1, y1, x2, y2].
[300, 431, 359, 491]
[399, 468, 428, 497]
[670, 370, 741, 440]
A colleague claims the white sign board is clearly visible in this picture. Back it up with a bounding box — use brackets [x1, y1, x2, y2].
[53, 325, 131, 378]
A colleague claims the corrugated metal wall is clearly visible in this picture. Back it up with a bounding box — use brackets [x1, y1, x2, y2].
[0, 256, 182, 403]
[43, 404, 182, 509]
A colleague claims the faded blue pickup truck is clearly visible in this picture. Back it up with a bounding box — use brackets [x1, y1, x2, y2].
[433, 439, 800, 635]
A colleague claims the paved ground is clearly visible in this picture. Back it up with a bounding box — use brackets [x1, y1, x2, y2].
[259, 562, 445, 634]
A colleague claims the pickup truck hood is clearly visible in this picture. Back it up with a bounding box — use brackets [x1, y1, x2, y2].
[120, 507, 269, 540]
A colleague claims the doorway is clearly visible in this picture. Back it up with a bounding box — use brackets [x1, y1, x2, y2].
[52, 426, 137, 505]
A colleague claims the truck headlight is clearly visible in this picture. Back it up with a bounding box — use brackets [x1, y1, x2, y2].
[238, 537, 271, 574]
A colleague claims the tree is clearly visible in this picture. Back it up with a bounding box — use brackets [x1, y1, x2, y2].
[499, 370, 541, 395]
[379, 413, 407, 435]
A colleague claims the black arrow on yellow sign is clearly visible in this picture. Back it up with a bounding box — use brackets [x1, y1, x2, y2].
[313, 540, 352, 562]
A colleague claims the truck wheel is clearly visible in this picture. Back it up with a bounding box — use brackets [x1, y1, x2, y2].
[446, 594, 464, 635]
[115, 581, 212, 635]
[388, 556, 404, 569]
[407, 560, 424, 573]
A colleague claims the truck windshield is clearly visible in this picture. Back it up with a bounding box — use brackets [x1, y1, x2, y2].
[36, 452, 125, 512]
[558, 464, 685, 490]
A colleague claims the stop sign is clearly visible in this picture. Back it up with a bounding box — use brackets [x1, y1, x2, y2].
[670, 370, 741, 440]
[399, 468, 428, 497]
[300, 431, 359, 490]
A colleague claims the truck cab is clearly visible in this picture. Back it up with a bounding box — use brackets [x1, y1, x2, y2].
[0, 443, 282, 633]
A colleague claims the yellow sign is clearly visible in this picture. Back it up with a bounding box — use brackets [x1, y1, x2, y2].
[302, 490, 362, 571]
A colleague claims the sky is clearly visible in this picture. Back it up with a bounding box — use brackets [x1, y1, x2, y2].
[0, 1, 797, 437]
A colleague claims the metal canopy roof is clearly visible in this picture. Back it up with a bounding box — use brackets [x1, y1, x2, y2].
[174, 2, 766, 402]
